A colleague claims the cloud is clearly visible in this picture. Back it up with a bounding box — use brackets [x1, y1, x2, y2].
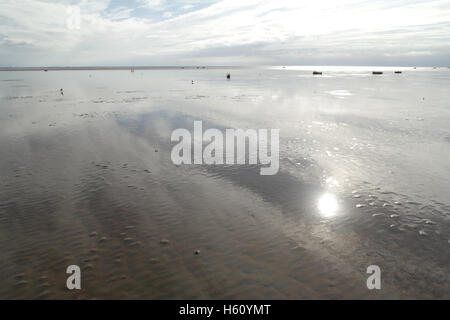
[138, 0, 166, 10]
[0, 0, 449, 66]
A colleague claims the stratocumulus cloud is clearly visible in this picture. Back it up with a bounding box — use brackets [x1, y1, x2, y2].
[0, 0, 449, 66]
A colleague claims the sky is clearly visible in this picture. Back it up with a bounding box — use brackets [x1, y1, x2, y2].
[1, 0, 450, 67]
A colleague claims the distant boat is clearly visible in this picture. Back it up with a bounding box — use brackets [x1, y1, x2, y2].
[312, 71, 322, 75]
[372, 71, 383, 75]
[44, 69, 48, 72]
[394, 71, 402, 74]
[131, 68, 134, 73]
[226, 73, 231, 79]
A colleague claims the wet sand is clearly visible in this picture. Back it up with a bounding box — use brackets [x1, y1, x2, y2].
[0, 67, 449, 299]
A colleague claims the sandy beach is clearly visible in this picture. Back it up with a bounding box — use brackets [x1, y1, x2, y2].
[0, 67, 449, 299]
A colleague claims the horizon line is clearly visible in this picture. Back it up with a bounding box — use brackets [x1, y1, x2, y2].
[1, 65, 449, 72]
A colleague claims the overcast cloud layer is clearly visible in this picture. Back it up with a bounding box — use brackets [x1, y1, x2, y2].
[1, 0, 450, 66]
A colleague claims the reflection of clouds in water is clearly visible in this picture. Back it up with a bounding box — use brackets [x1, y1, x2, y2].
[1, 68, 450, 299]
[326, 90, 353, 97]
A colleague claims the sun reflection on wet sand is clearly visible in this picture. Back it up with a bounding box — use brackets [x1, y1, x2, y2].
[318, 193, 339, 218]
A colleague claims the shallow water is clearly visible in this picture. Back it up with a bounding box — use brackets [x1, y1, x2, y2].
[0, 67, 449, 299]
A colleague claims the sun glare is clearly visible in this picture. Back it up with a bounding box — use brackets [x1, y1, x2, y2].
[318, 193, 339, 218]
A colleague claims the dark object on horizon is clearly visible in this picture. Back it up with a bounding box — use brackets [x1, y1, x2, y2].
[372, 71, 383, 75]
[60, 88, 64, 96]
[413, 67, 417, 69]
[44, 69, 48, 72]
[131, 68, 134, 73]
[191, 80, 194, 84]
[394, 71, 402, 74]
[312, 71, 322, 75]
[194, 250, 200, 255]
[226, 73, 231, 79]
